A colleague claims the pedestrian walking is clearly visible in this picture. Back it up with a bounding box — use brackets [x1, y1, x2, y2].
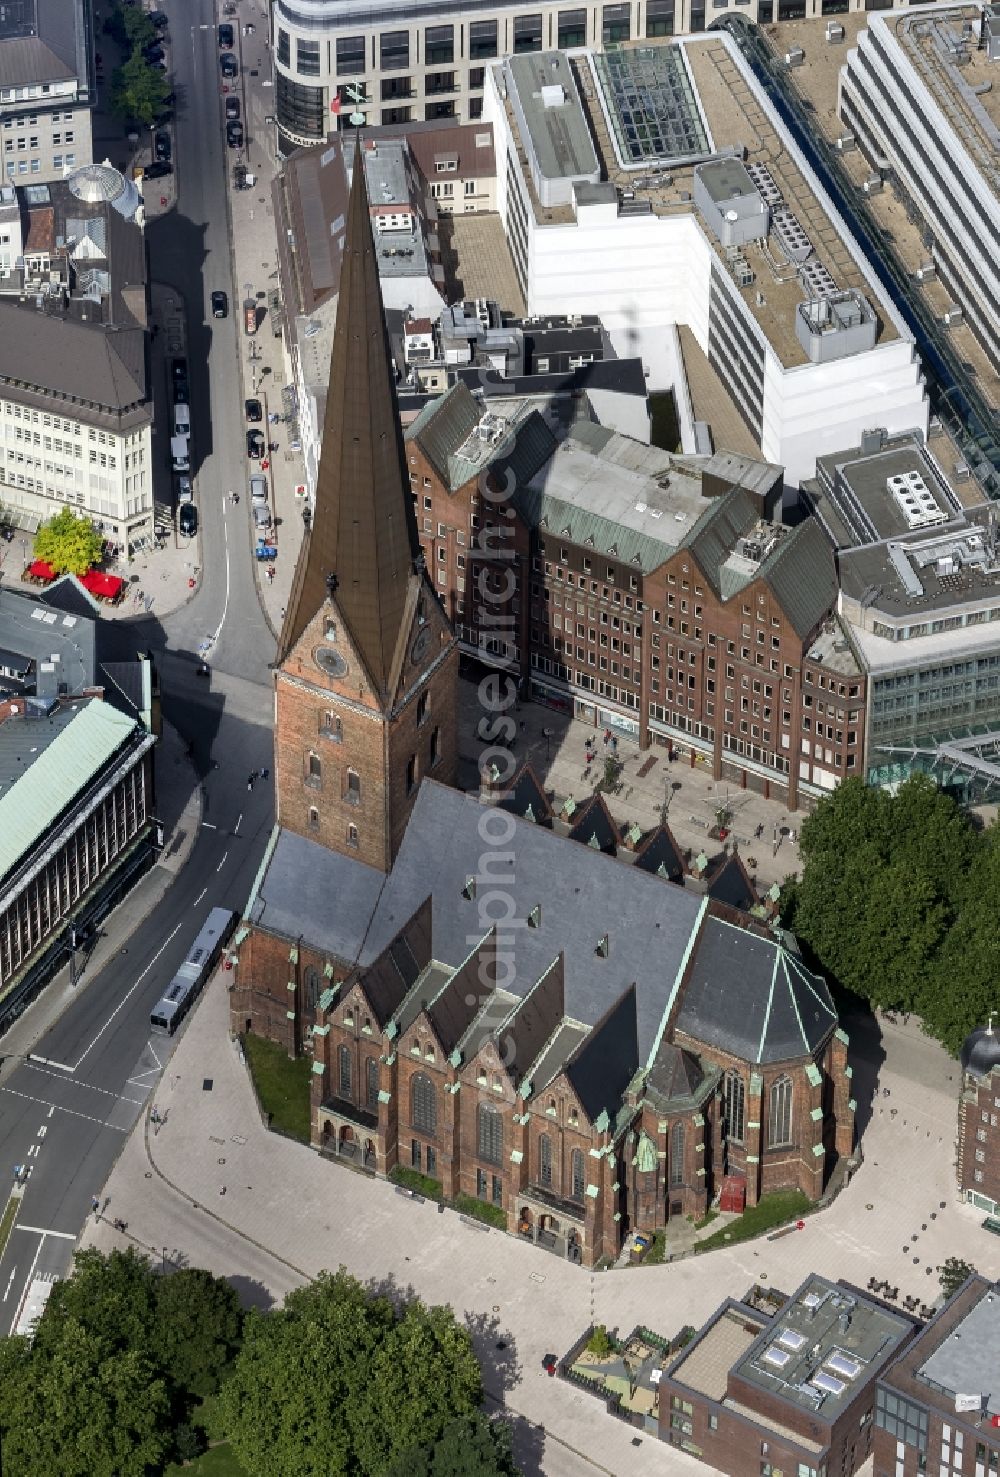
[233, 491, 240, 505]
[247, 772, 255, 791]
[259, 767, 269, 781]
[91, 1195, 100, 1216]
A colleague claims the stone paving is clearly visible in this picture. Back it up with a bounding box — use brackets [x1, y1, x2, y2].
[80, 947, 1000, 1475]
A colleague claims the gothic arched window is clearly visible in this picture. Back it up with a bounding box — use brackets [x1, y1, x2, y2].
[768, 1074, 793, 1147]
[723, 1070, 745, 1144]
[478, 1103, 502, 1164]
[539, 1132, 552, 1186]
[669, 1121, 685, 1186]
[411, 1072, 436, 1135]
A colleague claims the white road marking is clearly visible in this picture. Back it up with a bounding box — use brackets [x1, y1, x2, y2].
[27, 1144, 38, 1158]
[3, 1269, 15, 1302]
[1, 1086, 129, 1132]
[26, 1055, 73, 1073]
[201, 822, 218, 830]
[9, 1237, 44, 1335]
[46, 1105, 54, 1118]
[194, 887, 207, 906]
[216, 851, 228, 872]
[25, 1063, 142, 1104]
[234, 813, 242, 832]
[13, 1226, 75, 1241]
[36, 1125, 47, 1139]
[205, 514, 231, 655]
[71, 920, 184, 1071]
[148, 1041, 164, 1070]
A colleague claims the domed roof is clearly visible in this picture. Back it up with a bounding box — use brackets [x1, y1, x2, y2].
[961, 1025, 1000, 1079]
[67, 161, 127, 204]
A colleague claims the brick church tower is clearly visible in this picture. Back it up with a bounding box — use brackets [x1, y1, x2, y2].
[273, 137, 458, 873]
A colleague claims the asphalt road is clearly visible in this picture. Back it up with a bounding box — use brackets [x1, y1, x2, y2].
[0, 0, 277, 1333]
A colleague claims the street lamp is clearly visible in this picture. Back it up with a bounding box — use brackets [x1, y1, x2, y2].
[542, 726, 553, 761]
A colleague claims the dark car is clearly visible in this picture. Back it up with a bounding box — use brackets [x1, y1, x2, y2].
[211, 290, 228, 318]
[143, 160, 172, 179]
[150, 11, 168, 27]
[154, 129, 171, 160]
[246, 429, 265, 460]
[218, 23, 234, 48]
[144, 45, 165, 63]
[219, 52, 238, 79]
[226, 120, 243, 149]
[179, 503, 198, 537]
[173, 374, 189, 404]
[225, 96, 240, 120]
[171, 356, 188, 384]
[245, 397, 262, 423]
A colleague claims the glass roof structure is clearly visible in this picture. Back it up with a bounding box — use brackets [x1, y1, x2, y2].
[592, 45, 713, 169]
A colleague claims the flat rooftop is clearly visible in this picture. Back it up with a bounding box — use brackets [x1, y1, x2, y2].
[735, 1276, 913, 1423]
[889, 5, 1000, 208]
[919, 1285, 1000, 1417]
[670, 1304, 768, 1402]
[839, 506, 1000, 623]
[814, 444, 964, 549]
[506, 50, 599, 185]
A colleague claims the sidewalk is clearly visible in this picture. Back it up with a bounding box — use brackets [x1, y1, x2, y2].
[81, 973, 1000, 1476]
[0, 720, 201, 1060]
[220, 0, 307, 639]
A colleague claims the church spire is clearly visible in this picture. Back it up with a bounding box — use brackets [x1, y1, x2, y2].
[278, 134, 422, 698]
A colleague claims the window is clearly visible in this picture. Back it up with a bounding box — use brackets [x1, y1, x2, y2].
[558, 7, 588, 46]
[336, 35, 366, 75]
[406, 755, 417, 794]
[539, 1132, 552, 1186]
[380, 30, 409, 70]
[304, 967, 321, 1011]
[411, 1139, 421, 1169]
[570, 1148, 585, 1200]
[307, 752, 321, 787]
[469, 18, 498, 58]
[411, 1072, 436, 1135]
[723, 1071, 745, 1143]
[478, 1103, 502, 1164]
[430, 726, 441, 767]
[277, 27, 290, 65]
[669, 1121, 684, 1186]
[425, 23, 454, 64]
[426, 1146, 436, 1177]
[417, 692, 429, 725]
[345, 769, 361, 805]
[768, 1075, 793, 1147]
[366, 1057, 379, 1108]
[513, 13, 543, 51]
[347, 824, 359, 849]
[322, 711, 342, 742]
[492, 1174, 503, 1207]
[307, 806, 319, 831]
[338, 1044, 352, 1097]
[296, 38, 321, 76]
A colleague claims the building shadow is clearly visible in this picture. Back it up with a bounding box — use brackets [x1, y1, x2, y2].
[839, 995, 884, 1141]
[227, 1274, 275, 1311]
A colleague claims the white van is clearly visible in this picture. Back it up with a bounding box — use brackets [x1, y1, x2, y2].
[173, 402, 190, 438]
[171, 434, 189, 472]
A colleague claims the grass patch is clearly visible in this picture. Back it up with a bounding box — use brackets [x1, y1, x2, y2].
[649, 390, 681, 453]
[0, 1195, 19, 1261]
[694, 1208, 718, 1231]
[164, 1443, 247, 1476]
[242, 1033, 311, 1143]
[642, 1230, 666, 1265]
[389, 1166, 443, 1201]
[695, 1190, 811, 1254]
[454, 1193, 506, 1230]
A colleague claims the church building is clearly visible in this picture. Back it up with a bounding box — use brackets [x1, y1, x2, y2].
[229, 139, 855, 1269]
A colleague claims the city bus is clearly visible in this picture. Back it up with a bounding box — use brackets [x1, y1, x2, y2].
[150, 907, 236, 1035]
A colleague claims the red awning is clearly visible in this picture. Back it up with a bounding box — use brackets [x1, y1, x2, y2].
[80, 570, 125, 600]
[26, 559, 56, 582]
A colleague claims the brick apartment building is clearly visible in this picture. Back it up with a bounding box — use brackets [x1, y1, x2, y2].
[957, 1021, 1000, 1218]
[405, 383, 867, 810]
[662, 1275, 916, 1477]
[871, 1274, 1000, 1477]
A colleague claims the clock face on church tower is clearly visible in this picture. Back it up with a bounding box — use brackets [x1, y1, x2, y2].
[410, 627, 430, 665]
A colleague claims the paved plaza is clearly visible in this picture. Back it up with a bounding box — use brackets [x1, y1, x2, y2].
[81, 953, 999, 1476]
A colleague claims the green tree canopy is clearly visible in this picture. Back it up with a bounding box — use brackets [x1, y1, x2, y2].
[152, 1266, 244, 1398]
[221, 1268, 487, 1477]
[33, 506, 104, 576]
[939, 1256, 977, 1299]
[385, 1413, 519, 1477]
[110, 50, 170, 127]
[782, 774, 995, 1052]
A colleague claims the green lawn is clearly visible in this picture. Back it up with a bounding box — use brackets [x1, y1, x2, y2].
[164, 1443, 247, 1476]
[242, 1033, 311, 1143]
[454, 1193, 507, 1230]
[695, 1190, 811, 1254]
[390, 1165, 443, 1200]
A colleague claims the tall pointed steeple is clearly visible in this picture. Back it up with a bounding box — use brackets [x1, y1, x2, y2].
[278, 135, 423, 699]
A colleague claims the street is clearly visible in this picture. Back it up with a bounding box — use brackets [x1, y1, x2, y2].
[0, 0, 277, 1335]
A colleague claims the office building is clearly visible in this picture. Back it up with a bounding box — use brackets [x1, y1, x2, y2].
[483, 36, 927, 485]
[0, 0, 94, 185]
[839, 3, 1000, 373]
[0, 161, 153, 554]
[663, 1275, 915, 1477]
[957, 1021, 1000, 1217]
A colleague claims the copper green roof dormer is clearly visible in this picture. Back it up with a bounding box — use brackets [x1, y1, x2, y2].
[277, 134, 423, 697]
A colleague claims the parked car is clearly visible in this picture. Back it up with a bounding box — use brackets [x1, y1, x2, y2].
[150, 11, 168, 27]
[225, 97, 240, 120]
[211, 290, 228, 318]
[154, 129, 171, 160]
[226, 120, 243, 149]
[246, 429, 265, 460]
[245, 397, 262, 423]
[171, 356, 188, 385]
[144, 45, 165, 63]
[179, 503, 198, 537]
[250, 472, 268, 504]
[172, 374, 189, 405]
[143, 160, 172, 179]
[176, 475, 193, 504]
[173, 402, 190, 438]
[219, 52, 238, 79]
[218, 23, 234, 48]
[252, 503, 271, 530]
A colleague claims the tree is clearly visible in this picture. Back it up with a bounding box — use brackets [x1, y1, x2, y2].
[33, 506, 104, 577]
[222, 1268, 486, 1477]
[122, 5, 157, 51]
[34, 1246, 157, 1362]
[0, 1318, 171, 1477]
[110, 50, 170, 127]
[153, 1265, 243, 1398]
[587, 1324, 613, 1357]
[385, 1413, 519, 1477]
[939, 1257, 977, 1300]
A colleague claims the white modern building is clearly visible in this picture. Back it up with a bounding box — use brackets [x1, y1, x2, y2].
[483, 36, 928, 485]
[271, 0, 933, 150]
[839, 2, 1000, 373]
[0, 0, 95, 185]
